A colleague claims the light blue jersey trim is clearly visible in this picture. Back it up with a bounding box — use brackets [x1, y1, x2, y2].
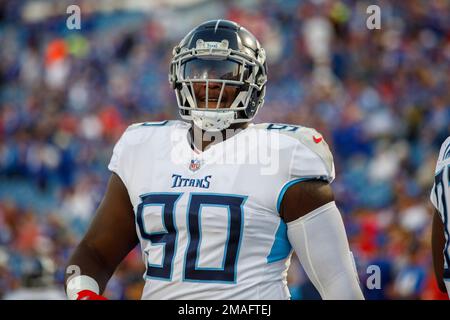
[137, 192, 182, 282]
[267, 219, 292, 263]
[276, 176, 327, 213]
[195, 203, 230, 271]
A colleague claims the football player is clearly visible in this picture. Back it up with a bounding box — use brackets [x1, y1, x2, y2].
[65, 20, 364, 300]
[431, 136, 450, 298]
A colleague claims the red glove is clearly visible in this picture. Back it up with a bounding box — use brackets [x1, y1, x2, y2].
[76, 290, 108, 300]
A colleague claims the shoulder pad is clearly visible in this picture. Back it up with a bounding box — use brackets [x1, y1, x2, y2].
[126, 120, 173, 131]
[256, 123, 334, 177]
[119, 120, 186, 146]
[255, 123, 334, 174]
[253, 123, 302, 132]
[294, 127, 334, 177]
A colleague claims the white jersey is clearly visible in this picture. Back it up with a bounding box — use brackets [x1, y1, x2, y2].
[430, 136, 450, 297]
[108, 120, 335, 300]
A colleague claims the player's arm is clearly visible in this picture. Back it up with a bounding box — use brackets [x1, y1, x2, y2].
[432, 208, 447, 293]
[280, 180, 364, 300]
[65, 172, 139, 299]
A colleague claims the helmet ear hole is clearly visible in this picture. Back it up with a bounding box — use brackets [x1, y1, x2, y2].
[243, 91, 259, 118]
[256, 74, 267, 87]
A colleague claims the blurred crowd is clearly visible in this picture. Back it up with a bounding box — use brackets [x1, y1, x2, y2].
[1, 0, 449, 299]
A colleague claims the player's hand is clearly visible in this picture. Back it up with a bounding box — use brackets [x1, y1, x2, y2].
[76, 290, 108, 300]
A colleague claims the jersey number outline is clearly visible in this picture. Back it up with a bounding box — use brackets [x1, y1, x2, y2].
[136, 192, 246, 283]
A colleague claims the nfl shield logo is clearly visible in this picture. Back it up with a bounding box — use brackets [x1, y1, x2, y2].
[189, 159, 201, 172]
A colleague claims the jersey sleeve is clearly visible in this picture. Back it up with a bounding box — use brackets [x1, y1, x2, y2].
[107, 123, 146, 186]
[288, 127, 335, 183]
[108, 129, 129, 185]
[107, 121, 172, 186]
[275, 126, 335, 213]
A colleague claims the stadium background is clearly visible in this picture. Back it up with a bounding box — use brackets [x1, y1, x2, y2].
[0, 0, 449, 299]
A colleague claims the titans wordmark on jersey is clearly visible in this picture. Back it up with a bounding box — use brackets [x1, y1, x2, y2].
[108, 120, 335, 299]
[430, 136, 450, 296]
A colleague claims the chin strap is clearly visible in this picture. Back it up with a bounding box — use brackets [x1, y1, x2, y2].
[191, 110, 237, 132]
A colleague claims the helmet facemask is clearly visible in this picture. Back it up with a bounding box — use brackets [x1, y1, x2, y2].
[169, 39, 267, 132]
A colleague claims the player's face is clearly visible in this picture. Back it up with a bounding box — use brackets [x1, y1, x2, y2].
[182, 59, 243, 109]
[192, 82, 240, 109]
